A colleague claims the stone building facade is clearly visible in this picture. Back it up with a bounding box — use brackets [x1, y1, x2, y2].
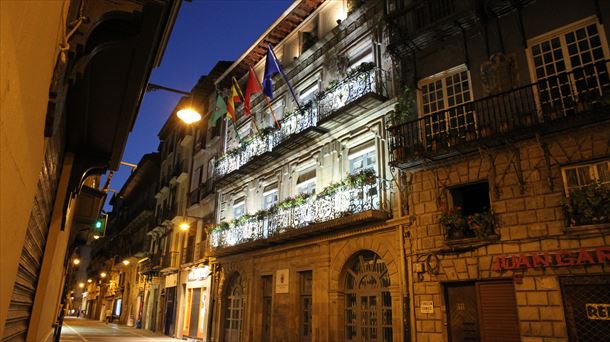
[386, 0, 610, 341]
[205, 0, 409, 341]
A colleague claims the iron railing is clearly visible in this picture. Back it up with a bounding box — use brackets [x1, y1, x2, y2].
[215, 68, 387, 179]
[210, 177, 390, 249]
[181, 245, 194, 264]
[386, 0, 461, 42]
[188, 181, 214, 207]
[161, 251, 179, 268]
[389, 60, 610, 166]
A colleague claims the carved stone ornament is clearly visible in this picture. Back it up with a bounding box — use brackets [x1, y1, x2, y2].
[480, 53, 518, 96]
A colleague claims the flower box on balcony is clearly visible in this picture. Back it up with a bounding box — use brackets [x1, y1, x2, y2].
[210, 170, 387, 249]
[440, 207, 496, 241]
[564, 182, 610, 227]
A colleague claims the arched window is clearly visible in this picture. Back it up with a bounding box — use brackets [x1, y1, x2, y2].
[224, 274, 244, 342]
[344, 251, 392, 341]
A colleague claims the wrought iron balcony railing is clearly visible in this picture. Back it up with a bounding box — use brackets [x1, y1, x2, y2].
[389, 60, 610, 168]
[161, 251, 179, 268]
[210, 176, 390, 250]
[181, 245, 194, 264]
[215, 67, 387, 180]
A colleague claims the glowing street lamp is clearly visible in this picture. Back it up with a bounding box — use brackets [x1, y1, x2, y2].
[100, 272, 107, 278]
[72, 258, 81, 265]
[179, 222, 190, 231]
[78, 283, 85, 288]
[87, 279, 92, 283]
[177, 108, 202, 124]
[122, 259, 130, 266]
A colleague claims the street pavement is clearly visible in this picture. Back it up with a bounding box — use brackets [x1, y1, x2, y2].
[60, 317, 180, 341]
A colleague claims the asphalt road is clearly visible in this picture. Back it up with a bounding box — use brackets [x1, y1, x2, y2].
[60, 317, 179, 341]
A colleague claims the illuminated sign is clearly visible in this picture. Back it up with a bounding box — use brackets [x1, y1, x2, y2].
[492, 247, 610, 272]
[586, 304, 610, 320]
[188, 266, 210, 282]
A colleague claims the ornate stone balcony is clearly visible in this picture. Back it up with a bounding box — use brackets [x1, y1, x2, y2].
[209, 172, 391, 256]
[214, 67, 388, 187]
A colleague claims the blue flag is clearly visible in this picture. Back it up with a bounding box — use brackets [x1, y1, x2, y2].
[263, 45, 281, 99]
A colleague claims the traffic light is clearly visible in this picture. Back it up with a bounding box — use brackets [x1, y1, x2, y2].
[93, 213, 108, 238]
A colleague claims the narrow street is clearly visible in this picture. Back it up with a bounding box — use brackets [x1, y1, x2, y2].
[60, 317, 179, 342]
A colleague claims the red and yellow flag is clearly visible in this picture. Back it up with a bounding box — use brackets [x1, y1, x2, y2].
[226, 84, 241, 122]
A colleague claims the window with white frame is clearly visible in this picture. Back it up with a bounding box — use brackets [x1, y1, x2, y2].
[348, 50, 374, 72]
[267, 98, 285, 127]
[562, 160, 610, 194]
[419, 65, 474, 143]
[349, 143, 376, 175]
[296, 167, 316, 195]
[262, 184, 279, 210]
[233, 198, 245, 219]
[528, 17, 609, 116]
[299, 82, 318, 106]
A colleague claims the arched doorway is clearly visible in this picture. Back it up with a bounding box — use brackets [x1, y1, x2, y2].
[344, 251, 392, 341]
[224, 273, 244, 342]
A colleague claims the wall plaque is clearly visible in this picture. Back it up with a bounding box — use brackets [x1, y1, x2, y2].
[275, 269, 289, 293]
[420, 301, 434, 314]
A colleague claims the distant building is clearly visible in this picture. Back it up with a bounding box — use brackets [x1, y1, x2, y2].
[386, 0, 610, 341]
[87, 153, 160, 327]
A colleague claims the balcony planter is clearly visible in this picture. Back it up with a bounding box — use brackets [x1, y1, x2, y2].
[440, 207, 496, 241]
[564, 182, 610, 226]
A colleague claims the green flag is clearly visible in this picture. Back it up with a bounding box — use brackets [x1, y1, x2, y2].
[210, 95, 227, 127]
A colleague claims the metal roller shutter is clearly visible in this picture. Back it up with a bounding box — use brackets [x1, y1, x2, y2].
[2, 133, 63, 341]
[476, 281, 520, 342]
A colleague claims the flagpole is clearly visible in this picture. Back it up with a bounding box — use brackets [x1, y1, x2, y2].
[232, 77, 260, 134]
[268, 44, 304, 116]
[251, 66, 281, 129]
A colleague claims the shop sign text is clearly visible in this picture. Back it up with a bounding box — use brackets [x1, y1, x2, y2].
[188, 266, 210, 282]
[492, 247, 610, 273]
[586, 303, 610, 321]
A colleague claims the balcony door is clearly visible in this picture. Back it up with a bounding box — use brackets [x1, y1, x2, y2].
[528, 17, 610, 120]
[224, 274, 244, 342]
[344, 251, 393, 342]
[418, 65, 474, 148]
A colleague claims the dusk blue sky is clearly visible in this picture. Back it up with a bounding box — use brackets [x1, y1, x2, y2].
[103, 0, 293, 211]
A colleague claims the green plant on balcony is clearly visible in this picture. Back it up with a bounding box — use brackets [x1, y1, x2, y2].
[391, 86, 416, 126]
[440, 207, 496, 240]
[564, 181, 610, 226]
[212, 169, 378, 234]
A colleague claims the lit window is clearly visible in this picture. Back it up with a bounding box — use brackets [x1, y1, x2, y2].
[348, 51, 374, 72]
[233, 200, 245, 219]
[528, 18, 609, 116]
[297, 167, 316, 195]
[562, 160, 610, 194]
[299, 83, 318, 106]
[349, 144, 376, 175]
[419, 65, 473, 142]
[263, 184, 279, 210]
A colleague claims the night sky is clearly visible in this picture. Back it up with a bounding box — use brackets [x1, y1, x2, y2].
[103, 0, 293, 211]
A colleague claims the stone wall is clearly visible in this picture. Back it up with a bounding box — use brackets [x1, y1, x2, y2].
[405, 121, 610, 342]
[212, 223, 408, 342]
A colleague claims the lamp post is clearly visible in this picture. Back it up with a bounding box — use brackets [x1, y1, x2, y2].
[146, 83, 202, 124]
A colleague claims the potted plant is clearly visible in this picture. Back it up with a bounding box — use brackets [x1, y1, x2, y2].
[564, 181, 610, 226]
[392, 87, 416, 126]
[440, 207, 469, 239]
[466, 209, 496, 238]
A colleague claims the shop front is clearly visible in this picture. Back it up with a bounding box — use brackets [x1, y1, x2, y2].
[163, 273, 178, 336]
[182, 265, 212, 341]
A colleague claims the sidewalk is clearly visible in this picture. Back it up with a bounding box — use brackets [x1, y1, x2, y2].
[61, 316, 181, 341]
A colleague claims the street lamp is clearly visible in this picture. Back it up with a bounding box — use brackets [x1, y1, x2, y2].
[122, 259, 130, 266]
[100, 272, 107, 278]
[146, 83, 202, 124]
[78, 283, 85, 288]
[72, 258, 81, 265]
